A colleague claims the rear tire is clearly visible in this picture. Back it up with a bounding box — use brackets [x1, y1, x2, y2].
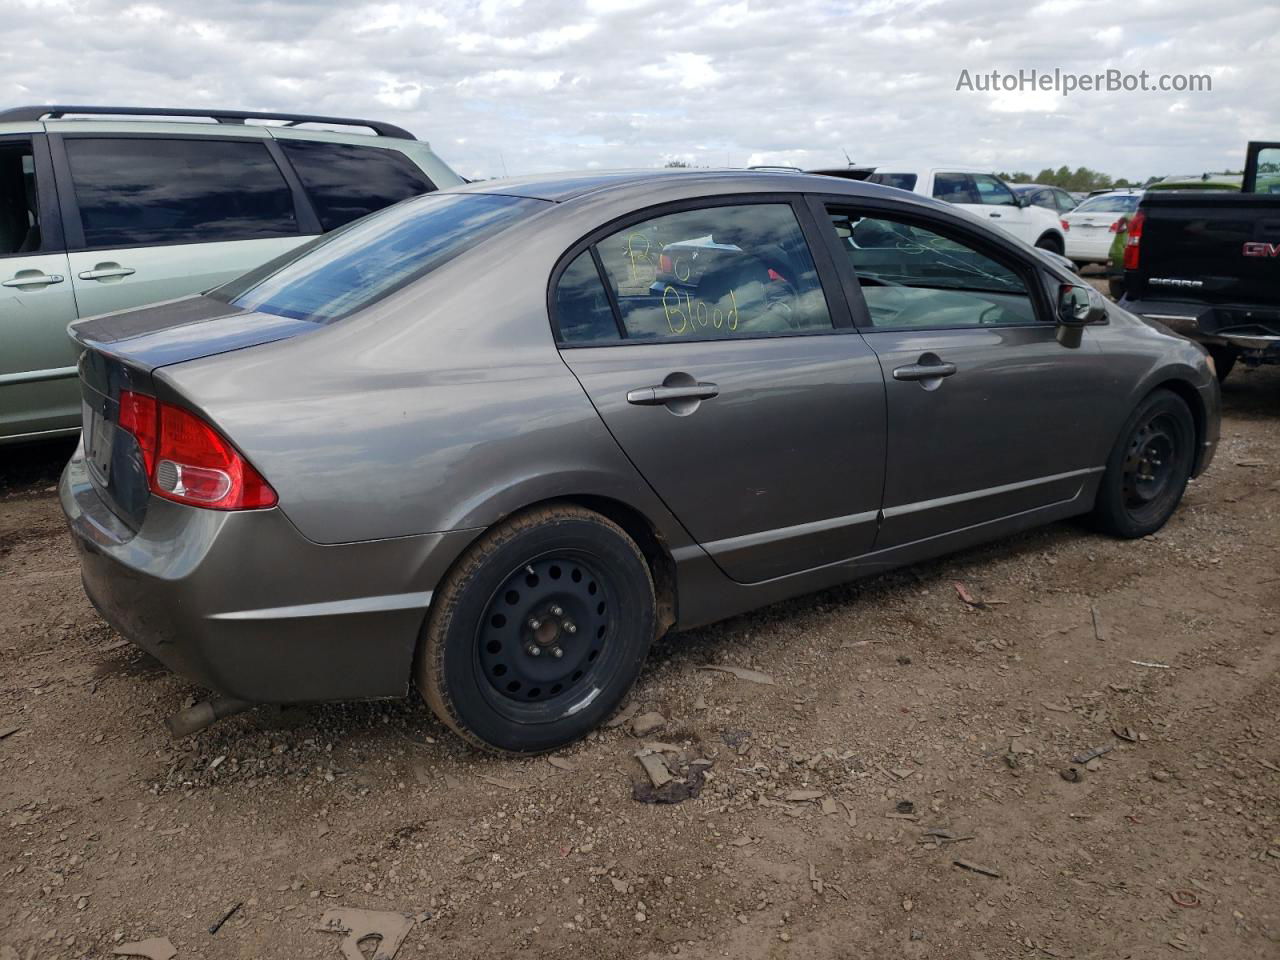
[1207, 345, 1238, 383]
[1107, 276, 1126, 301]
[1090, 389, 1196, 539]
[1035, 233, 1064, 255]
[416, 504, 656, 754]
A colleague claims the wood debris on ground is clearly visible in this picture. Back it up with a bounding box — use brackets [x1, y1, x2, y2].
[698, 665, 776, 685]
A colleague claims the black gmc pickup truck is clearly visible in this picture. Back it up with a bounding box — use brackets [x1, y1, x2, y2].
[1120, 141, 1280, 381]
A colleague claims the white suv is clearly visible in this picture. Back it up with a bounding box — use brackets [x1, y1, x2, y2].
[862, 164, 1067, 253]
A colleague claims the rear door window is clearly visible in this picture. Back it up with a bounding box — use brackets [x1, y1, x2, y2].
[932, 172, 979, 204]
[866, 172, 918, 191]
[64, 137, 300, 248]
[555, 203, 834, 343]
[279, 140, 436, 231]
[553, 251, 621, 344]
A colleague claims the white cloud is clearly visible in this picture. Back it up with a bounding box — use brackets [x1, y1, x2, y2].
[1, 0, 1275, 182]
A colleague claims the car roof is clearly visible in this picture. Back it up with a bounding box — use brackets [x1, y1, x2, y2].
[865, 163, 997, 176]
[447, 168, 887, 203]
[1011, 183, 1062, 191]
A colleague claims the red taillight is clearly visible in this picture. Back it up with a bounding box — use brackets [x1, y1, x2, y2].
[658, 254, 674, 274]
[1060, 219, 1070, 232]
[117, 391, 157, 477]
[1109, 216, 1128, 234]
[1123, 210, 1145, 271]
[116, 390, 276, 510]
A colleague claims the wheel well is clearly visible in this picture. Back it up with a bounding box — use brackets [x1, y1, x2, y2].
[518, 495, 678, 638]
[1035, 231, 1064, 252]
[1151, 378, 1206, 469]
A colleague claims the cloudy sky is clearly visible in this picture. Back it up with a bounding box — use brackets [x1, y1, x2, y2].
[4, 0, 1278, 181]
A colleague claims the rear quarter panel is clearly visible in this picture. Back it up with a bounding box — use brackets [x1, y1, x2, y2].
[157, 207, 697, 552]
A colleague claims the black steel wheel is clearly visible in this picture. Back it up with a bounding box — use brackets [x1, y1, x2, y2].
[476, 555, 616, 713]
[1091, 389, 1196, 538]
[416, 504, 656, 753]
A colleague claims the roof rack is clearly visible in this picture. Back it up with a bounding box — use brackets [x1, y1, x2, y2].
[0, 105, 415, 140]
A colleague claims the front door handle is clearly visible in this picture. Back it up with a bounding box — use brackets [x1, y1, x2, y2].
[2, 271, 64, 288]
[989, 212, 1002, 218]
[893, 361, 957, 382]
[78, 263, 136, 282]
[627, 382, 719, 405]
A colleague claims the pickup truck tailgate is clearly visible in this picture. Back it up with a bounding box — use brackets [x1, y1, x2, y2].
[1131, 192, 1280, 306]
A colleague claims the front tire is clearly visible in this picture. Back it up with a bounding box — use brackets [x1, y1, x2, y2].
[1090, 389, 1196, 538]
[416, 504, 656, 753]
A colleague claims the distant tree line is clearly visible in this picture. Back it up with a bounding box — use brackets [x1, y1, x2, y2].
[997, 166, 1141, 190]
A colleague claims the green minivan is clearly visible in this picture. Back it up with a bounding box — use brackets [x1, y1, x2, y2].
[0, 106, 463, 444]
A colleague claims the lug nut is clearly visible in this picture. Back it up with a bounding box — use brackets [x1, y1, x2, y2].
[527, 644, 541, 657]
[551, 646, 564, 658]
[528, 617, 542, 630]
[564, 621, 577, 635]
[549, 605, 563, 617]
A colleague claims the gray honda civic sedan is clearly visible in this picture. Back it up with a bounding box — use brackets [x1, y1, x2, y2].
[61, 170, 1220, 752]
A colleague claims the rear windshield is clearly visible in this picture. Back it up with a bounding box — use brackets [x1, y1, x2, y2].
[866, 172, 918, 191]
[1073, 194, 1141, 214]
[211, 192, 545, 323]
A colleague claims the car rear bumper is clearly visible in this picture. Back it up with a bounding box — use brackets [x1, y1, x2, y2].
[60, 446, 479, 703]
[1064, 235, 1112, 262]
[1120, 297, 1280, 359]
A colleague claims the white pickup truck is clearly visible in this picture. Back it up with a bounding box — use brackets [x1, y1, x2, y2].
[814, 163, 1068, 254]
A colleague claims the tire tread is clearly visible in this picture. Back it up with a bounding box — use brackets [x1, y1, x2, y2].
[417, 503, 653, 754]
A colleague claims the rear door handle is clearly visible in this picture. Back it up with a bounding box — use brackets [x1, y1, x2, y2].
[78, 265, 136, 281]
[893, 361, 957, 382]
[627, 382, 719, 405]
[2, 272, 64, 288]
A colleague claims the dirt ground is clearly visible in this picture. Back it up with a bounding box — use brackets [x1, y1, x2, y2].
[2, 364, 1278, 960]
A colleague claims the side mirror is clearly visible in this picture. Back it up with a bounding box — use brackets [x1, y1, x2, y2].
[1055, 283, 1107, 348]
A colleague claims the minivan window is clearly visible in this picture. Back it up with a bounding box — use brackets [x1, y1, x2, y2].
[0, 140, 40, 256]
[280, 140, 436, 231]
[866, 172, 918, 191]
[213, 192, 545, 323]
[64, 138, 299, 248]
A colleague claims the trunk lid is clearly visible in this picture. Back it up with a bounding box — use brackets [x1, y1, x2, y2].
[72, 295, 317, 530]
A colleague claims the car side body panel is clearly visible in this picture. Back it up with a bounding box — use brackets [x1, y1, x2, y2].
[58, 172, 1221, 706]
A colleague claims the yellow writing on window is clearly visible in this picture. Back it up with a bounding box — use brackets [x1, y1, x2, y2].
[661, 285, 739, 336]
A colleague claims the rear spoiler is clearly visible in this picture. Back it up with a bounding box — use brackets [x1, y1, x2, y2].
[807, 166, 877, 182]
